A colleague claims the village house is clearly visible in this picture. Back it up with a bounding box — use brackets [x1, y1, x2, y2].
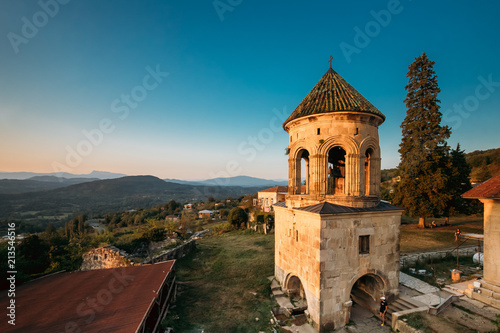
[254, 186, 288, 212]
[198, 209, 214, 218]
[165, 214, 180, 222]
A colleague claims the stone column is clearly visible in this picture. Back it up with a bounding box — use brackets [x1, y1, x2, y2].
[371, 157, 381, 197]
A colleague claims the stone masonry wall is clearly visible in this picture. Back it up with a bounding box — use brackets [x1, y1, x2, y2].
[81, 246, 131, 271]
[142, 239, 196, 264]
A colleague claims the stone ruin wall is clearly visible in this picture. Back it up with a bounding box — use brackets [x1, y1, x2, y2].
[81, 246, 131, 271]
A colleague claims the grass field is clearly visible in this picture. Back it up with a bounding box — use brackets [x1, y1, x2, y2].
[162, 230, 278, 332]
[400, 216, 484, 253]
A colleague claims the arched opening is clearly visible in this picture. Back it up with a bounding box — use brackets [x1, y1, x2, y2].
[364, 148, 373, 196]
[295, 149, 309, 194]
[286, 275, 308, 313]
[349, 274, 385, 317]
[327, 146, 346, 195]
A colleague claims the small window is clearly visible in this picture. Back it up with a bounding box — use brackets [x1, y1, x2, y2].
[355, 128, 359, 135]
[359, 235, 370, 254]
[317, 128, 320, 135]
[296, 230, 299, 242]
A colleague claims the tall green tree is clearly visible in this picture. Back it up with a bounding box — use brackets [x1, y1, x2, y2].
[393, 53, 451, 228]
[444, 143, 474, 219]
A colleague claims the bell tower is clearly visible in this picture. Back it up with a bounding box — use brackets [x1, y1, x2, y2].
[284, 65, 385, 209]
[274, 63, 403, 331]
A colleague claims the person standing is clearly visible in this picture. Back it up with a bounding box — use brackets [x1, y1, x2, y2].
[380, 296, 388, 326]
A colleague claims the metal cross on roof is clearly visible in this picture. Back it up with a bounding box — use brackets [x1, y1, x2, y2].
[328, 56, 333, 69]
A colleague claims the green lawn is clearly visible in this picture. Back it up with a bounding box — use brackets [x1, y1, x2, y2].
[400, 216, 484, 253]
[163, 230, 278, 332]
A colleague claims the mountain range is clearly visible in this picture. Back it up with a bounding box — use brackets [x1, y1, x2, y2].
[0, 175, 267, 226]
[0, 170, 126, 180]
[164, 175, 288, 187]
[0, 171, 287, 188]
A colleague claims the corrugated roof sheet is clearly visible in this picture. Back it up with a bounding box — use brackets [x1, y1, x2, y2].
[462, 173, 500, 199]
[0, 261, 175, 333]
[274, 201, 402, 214]
[283, 67, 385, 128]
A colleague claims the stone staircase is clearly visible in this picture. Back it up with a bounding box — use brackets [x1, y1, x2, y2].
[467, 280, 500, 309]
[386, 296, 428, 328]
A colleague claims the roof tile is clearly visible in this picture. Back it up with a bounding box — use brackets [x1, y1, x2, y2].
[462, 173, 500, 199]
[283, 67, 385, 128]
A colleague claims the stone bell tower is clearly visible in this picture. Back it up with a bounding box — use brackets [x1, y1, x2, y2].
[274, 62, 403, 331]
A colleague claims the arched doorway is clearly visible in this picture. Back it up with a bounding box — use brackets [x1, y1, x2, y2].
[286, 275, 308, 313]
[294, 149, 309, 194]
[327, 146, 346, 195]
[349, 274, 385, 316]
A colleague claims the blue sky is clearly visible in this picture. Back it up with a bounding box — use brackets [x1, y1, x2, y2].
[1, 0, 499, 180]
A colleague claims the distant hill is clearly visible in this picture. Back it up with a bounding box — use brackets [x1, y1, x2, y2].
[0, 176, 99, 195]
[465, 148, 500, 182]
[165, 175, 288, 187]
[0, 170, 127, 180]
[0, 176, 262, 224]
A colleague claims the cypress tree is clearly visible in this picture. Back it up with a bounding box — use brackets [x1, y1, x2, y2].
[393, 53, 451, 228]
[444, 143, 474, 219]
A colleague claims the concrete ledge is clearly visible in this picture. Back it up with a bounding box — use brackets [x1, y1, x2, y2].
[391, 307, 428, 331]
[428, 295, 460, 315]
[393, 319, 425, 333]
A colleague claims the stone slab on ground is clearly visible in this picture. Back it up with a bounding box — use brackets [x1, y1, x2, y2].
[280, 323, 317, 333]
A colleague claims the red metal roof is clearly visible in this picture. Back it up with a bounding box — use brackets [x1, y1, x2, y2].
[462, 173, 500, 199]
[1, 261, 174, 333]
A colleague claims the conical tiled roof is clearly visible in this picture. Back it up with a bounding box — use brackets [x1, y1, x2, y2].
[283, 67, 385, 128]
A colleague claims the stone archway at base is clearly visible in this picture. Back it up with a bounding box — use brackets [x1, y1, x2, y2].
[285, 275, 308, 312]
[349, 273, 385, 316]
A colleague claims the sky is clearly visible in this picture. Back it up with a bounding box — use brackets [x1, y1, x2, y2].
[1, 0, 499, 180]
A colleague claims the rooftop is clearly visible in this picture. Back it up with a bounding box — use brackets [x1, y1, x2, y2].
[283, 67, 385, 129]
[274, 201, 402, 214]
[1, 261, 175, 333]
[258, 185, 289, 193]
[462, 173, 500, 199]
